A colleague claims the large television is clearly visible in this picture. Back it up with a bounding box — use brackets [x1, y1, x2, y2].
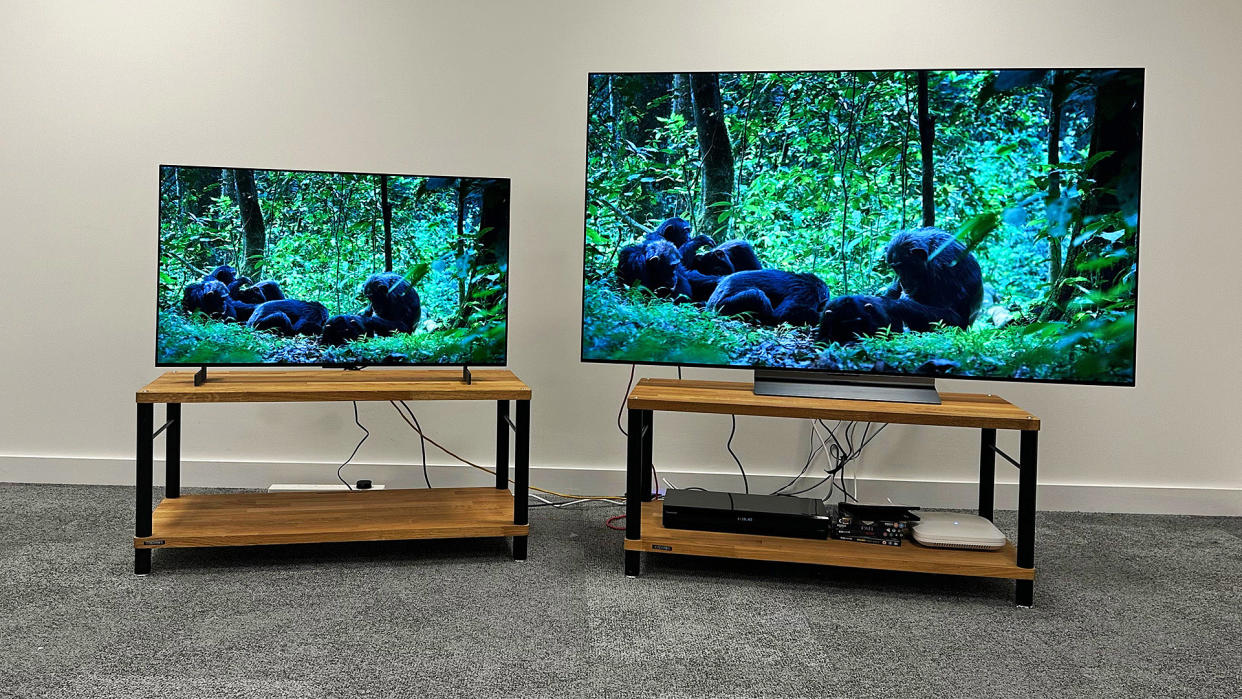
[581, 69, 1142, 401]
[158, 165, 509, 367]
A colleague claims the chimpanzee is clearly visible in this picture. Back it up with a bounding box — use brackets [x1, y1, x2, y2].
[618, 239, 692, 301]
[247, 299, 329, 336]
[881, 227, 983, 327]
[706, 269, 830, 326]
[682, 268, 724, 303]
[817, 294, 965, 344]
[680, 236, 763, 276]
[182, 280, 235, 319]
[361, 273, 421, 332]
[228, 277, 285, 304]
[649, 217, 693, 247]
[321, 314, 405, 346]
[816, 295, 900, 344]
[203, 265, 238, 286]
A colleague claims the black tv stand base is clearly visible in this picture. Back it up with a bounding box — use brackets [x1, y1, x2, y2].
[193, 366, 207, 386]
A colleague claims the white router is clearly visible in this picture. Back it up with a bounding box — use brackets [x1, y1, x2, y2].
[912, 511, 1007, 550]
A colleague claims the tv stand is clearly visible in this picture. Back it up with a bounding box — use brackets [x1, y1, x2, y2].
[753, 369, 941, 404]
[193, 365, 207, 386]
[623, 378, 1040, 606]
[133, 369, 531, 575]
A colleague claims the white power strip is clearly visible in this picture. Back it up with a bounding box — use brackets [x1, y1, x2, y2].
[267, 483, 386, 492]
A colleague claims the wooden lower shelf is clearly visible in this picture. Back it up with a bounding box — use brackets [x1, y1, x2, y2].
[135, 487, 527, 549]
[625, 501, 1032, 580]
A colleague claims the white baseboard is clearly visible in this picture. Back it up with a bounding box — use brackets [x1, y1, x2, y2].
[1, 454, 1237, 516]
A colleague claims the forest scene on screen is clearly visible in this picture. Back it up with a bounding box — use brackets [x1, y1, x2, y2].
[582, 70, 1142, 383]
[158, 167, 508, 365]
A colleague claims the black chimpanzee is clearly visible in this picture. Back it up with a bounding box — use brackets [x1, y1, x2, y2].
[681, 268, 724, 303]
[227, 277, 285, 305]
[817, 294, 966, 344]
[618, 239, 692, 301]
[361, 273, 421, 332]
[203, 265, 238, 286]
[816, 295, 900, 344]
[706, 269, 830, 326]
[649, 217, 692, 247]
[182, 280, 235, 319]
[320, 314, 405, 346]
[881, 227, 983, 327]
[680, 236, 763, 277]
[247, 299, 329, 336]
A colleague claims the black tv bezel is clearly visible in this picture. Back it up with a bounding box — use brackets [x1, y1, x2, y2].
[579, 68, 1143, 388]
[156, 163, 512, 369]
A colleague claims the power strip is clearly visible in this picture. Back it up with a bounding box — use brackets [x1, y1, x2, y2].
[267, 483, 386, 492]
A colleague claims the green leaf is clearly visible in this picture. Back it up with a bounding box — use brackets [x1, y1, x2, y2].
[403, 262, 431, 287]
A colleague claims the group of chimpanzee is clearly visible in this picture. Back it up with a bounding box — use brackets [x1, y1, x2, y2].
[180, 266, 422, 347]
[617, 218, 983, 345]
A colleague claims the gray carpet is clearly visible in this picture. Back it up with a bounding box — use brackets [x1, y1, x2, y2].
[0, 484, 1238, 698]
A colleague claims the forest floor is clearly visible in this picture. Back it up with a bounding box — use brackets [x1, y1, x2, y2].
[581, 281, 1135, 383]
[156, 311, 505, 366]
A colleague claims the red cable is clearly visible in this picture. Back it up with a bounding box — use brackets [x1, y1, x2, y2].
[605, 514, 627, 531]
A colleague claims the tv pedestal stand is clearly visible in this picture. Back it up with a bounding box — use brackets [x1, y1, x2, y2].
[133, 369, 531, 575]
[623, 378, 1040, 607]
[754, 369, 941, 404]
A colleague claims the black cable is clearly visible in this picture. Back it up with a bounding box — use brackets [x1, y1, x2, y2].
[726, 414, 749, 494]
[617, 364, 636, 437]
[677, 365, 682, 380]
[337, 401, 369, 490]
[772, 421, 825, 495]
[392, 402, 437, 489]
[398, 401, 432, 488]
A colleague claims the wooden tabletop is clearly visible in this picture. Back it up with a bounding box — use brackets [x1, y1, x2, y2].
[137, 369, 530, 403]
[627, 378, 1039, 430]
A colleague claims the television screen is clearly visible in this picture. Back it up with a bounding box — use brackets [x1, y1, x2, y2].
[158, 166, 509, 366]
[582, 69, 1142, 385]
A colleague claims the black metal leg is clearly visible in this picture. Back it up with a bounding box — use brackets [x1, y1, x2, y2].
[625, 550, 640, 577]
[135, 403, 153, 575]
[512, 399, 529, 561]
[496, 401, 509, 489]
[165, 403, 181, 499]
[978, 428, 995, 521]
[625, 409, 644, 576]
[1016, 430, 1039, 606]
[640, 410, 654, 500]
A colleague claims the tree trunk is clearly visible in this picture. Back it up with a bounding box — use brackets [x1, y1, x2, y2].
[233, 168, 266, 273]
[1046, 72, 1066, 285]
[1037, 72, 1069, 322]
[901, 73, 912, 229]
[461, 179, 509, 318]
[690, 72, 735, 236]
[672, 73, 695, 125]
[380, 174, 393, 272]
[916, 70, 935, 228]
[635, 74, 673, 153]
[1044, 69, 1143, 320]
[455, 182, 467, 324]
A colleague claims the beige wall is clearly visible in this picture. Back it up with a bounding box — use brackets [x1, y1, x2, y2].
[1, 0, 1238, 514]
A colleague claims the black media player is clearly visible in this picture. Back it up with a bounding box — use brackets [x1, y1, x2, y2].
[661, 489, 832, 539]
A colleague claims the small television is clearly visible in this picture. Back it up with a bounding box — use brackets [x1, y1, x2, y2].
[581, 69, 1142, 401]
[158, 165, 509, 368]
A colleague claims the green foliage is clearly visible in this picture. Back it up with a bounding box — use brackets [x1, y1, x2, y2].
[583, 283, 1134, 382]
[157, 311, 282, 364]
